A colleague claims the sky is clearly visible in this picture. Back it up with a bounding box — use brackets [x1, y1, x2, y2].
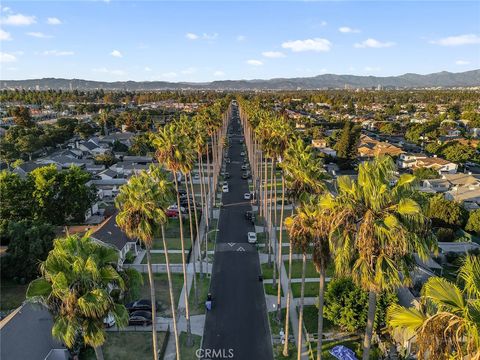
[0, 1, 479, 82]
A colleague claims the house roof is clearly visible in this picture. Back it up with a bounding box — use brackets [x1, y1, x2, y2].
[442, 173, 480, 186]
[91, 211, 134, 251]
[79, 141, 98, 151]
[415, 157, 454, 168]
[0, 303, 67, 360]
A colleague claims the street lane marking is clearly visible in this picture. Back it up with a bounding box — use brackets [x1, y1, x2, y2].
[228, 242, 236, 247]
[236, 247, 245, 252]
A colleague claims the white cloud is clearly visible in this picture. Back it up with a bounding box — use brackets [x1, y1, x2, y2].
[181, 67, 196, 75]
[186, 32, 199, 40]
[262, 51, 286, 58]
[339, 26, 360, 33]
[354, 38, 395, 48]
[42, 50, 74, 56]
[0, 52, 16, 63]
[455, 60, 470, 65]
[282, 38, 332, 52]
[110, 49, 122, 58]
[92, 67, 126, 76]
[364, 66, 381, 72]
[1, 6, 12, 13]
[320, 20, 327, 26]
[202, 33, 218, 40]
[213, 70, 225, 77]
[430, 34, 480, 46]
[47, 17, 62, 25]
[144, 66, 152, 71]
[27, 32, 52, 38]
[236, 35, 246, 41]
[0, 28, 11, 40]
[1, 13, 36, 26]
[246, 59, 263, 66]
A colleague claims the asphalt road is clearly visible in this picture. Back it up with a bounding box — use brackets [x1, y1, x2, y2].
[201, 105, 273, 360]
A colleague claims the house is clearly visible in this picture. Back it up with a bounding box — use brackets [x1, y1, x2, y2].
[357, 135, 405, 158]
[100, 132, 135, 148]
[90, 212, 139, 266]
[77, 140, 107, 157]
[397, 153, 428, 169]
[88, 179, 127, 199]
[97, 168, 121, 180]
[13, 162, 61, 179]
[0, 303, 68, 360]
[419, 178, 451, 193]
[415, 157, 458, 174]
[110, 161, 149, 177]
[311, 139, 328, 149]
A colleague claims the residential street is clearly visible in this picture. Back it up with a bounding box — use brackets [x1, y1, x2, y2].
[202, 105, 273, 360]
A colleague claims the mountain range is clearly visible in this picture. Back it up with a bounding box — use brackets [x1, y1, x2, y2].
[1, 70, 479, 91]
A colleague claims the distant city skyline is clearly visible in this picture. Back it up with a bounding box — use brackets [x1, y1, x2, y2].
[1, 1, 479, 82]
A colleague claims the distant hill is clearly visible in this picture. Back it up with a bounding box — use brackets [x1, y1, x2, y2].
[2, 70, 479, 90]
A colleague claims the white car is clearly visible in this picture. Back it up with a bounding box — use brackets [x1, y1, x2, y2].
[241, 164, 248, 170]
[247, 232, 257, 244]
[103, 314, 115, 328]
[240, 152, 246, 156]
[167, 204, 186, 214]
[222, 184, 229, 193]
[244, 192, 252, 200]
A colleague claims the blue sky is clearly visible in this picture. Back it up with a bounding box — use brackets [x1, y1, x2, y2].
[1, 1, 479, 82]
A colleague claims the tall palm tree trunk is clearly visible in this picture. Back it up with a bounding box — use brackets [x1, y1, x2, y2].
[145, 248, 159, 359]
[206, 143, 213, 220]
[264, 155, 270, 265]
[362, 291, 377, 360]
[316, 265, 326, 360]
[94, 346, 104, 360]
[161, 225, 180, 360]
[282, 233, 294, 357]
[185, 174, 198, 305]
[270, 158, 276, 287]
[198, 153, 208, 279]
[173, 176, 193, 346]
[297, 252, 307, 360]
[276, 174, 285, 322]
[189, 174, 203, 280]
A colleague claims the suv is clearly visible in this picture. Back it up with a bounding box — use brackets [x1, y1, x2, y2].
[247, 232, 257, 244]
[126, 299, 159, 313]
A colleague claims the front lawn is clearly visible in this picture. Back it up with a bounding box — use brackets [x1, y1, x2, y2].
[264, 283, 283, 296]
[302, 305, 335, 334]
[80, 331, 167, 360]
[0, 279, 27, 311]
[291, 282, 319, 298]
[188, 274, 211, 315]
[284, 260, 334, 279]
[269, 309, 296, 360]
[138, 273, 183, 316]
[142, 252, 187, 264]
[179, 332, 202, 360]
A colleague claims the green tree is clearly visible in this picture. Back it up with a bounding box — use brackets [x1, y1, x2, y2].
[413, 167, 440, 180]
[116, 166, 179, 359]
[387, 255, 480, 360]
[466, 209, 480, 234]
[426, 195, 467, 229]
[12, 106, 34, 127]
[323, 277, 396, 333]
[323, 157, 436, 360]
[334, 121, 360, 167]
[27, 234, 131, 360]
[94, 152, 117, 167]
[1, 220, 55, 280]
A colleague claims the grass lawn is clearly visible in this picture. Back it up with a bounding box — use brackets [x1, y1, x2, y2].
[269, 309, 296, 360]
[179, 332, 202, 360]
[302, 305, 335, 334]
[188, 274, 211, 315]
[142, 252, 187, 264]
[0, 279, 27, 311]
[284, 260, 334, 279]
[261, 262, 274, 279]
[152, 237, 183, 250]
[291, 282, 319, 298]
[138, 273, 183, 316]
[80, 331, 167, 360]
[264, 283, 283, 296]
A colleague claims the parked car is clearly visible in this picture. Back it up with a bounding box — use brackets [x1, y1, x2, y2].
[128, 311, 152, 326]
[245, 211, 255, 224]
[247, 232, 257, 244]
[103, 314, 115, 328]
[224, 172, 230, 179]
[241, 164, 248, 170]
[225, 158, 231, 164]
[126, 299, 159, 313]
[240, 152, 245, 156]
[167, 204, 186, 214]
[166, 209, 179, 218]
[242, 172, 250, 180]
[244, 192, 252, 200]
[222, 184, 229, 193]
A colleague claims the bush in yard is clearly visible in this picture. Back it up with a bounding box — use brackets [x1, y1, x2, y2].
[322, 277, 397, 333]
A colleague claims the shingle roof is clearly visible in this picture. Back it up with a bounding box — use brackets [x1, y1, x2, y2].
[91, 211, 134, 251]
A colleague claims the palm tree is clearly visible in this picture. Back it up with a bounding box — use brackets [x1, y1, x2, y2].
[115, 166, 179, 359]
[154, 123, 195, 346]
[324, 156, 436, 360]
[285, 202, 316, 360]
[387, 255, 480, 360]
[280, 139, 326, 357]
[27, 234, 130, 360]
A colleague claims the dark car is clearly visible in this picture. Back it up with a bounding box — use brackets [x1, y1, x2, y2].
[128, 311, 152, 326]
[245, 211, 255, 224]
[241, 172, 250, 179]
[126, 299, 159, 313]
